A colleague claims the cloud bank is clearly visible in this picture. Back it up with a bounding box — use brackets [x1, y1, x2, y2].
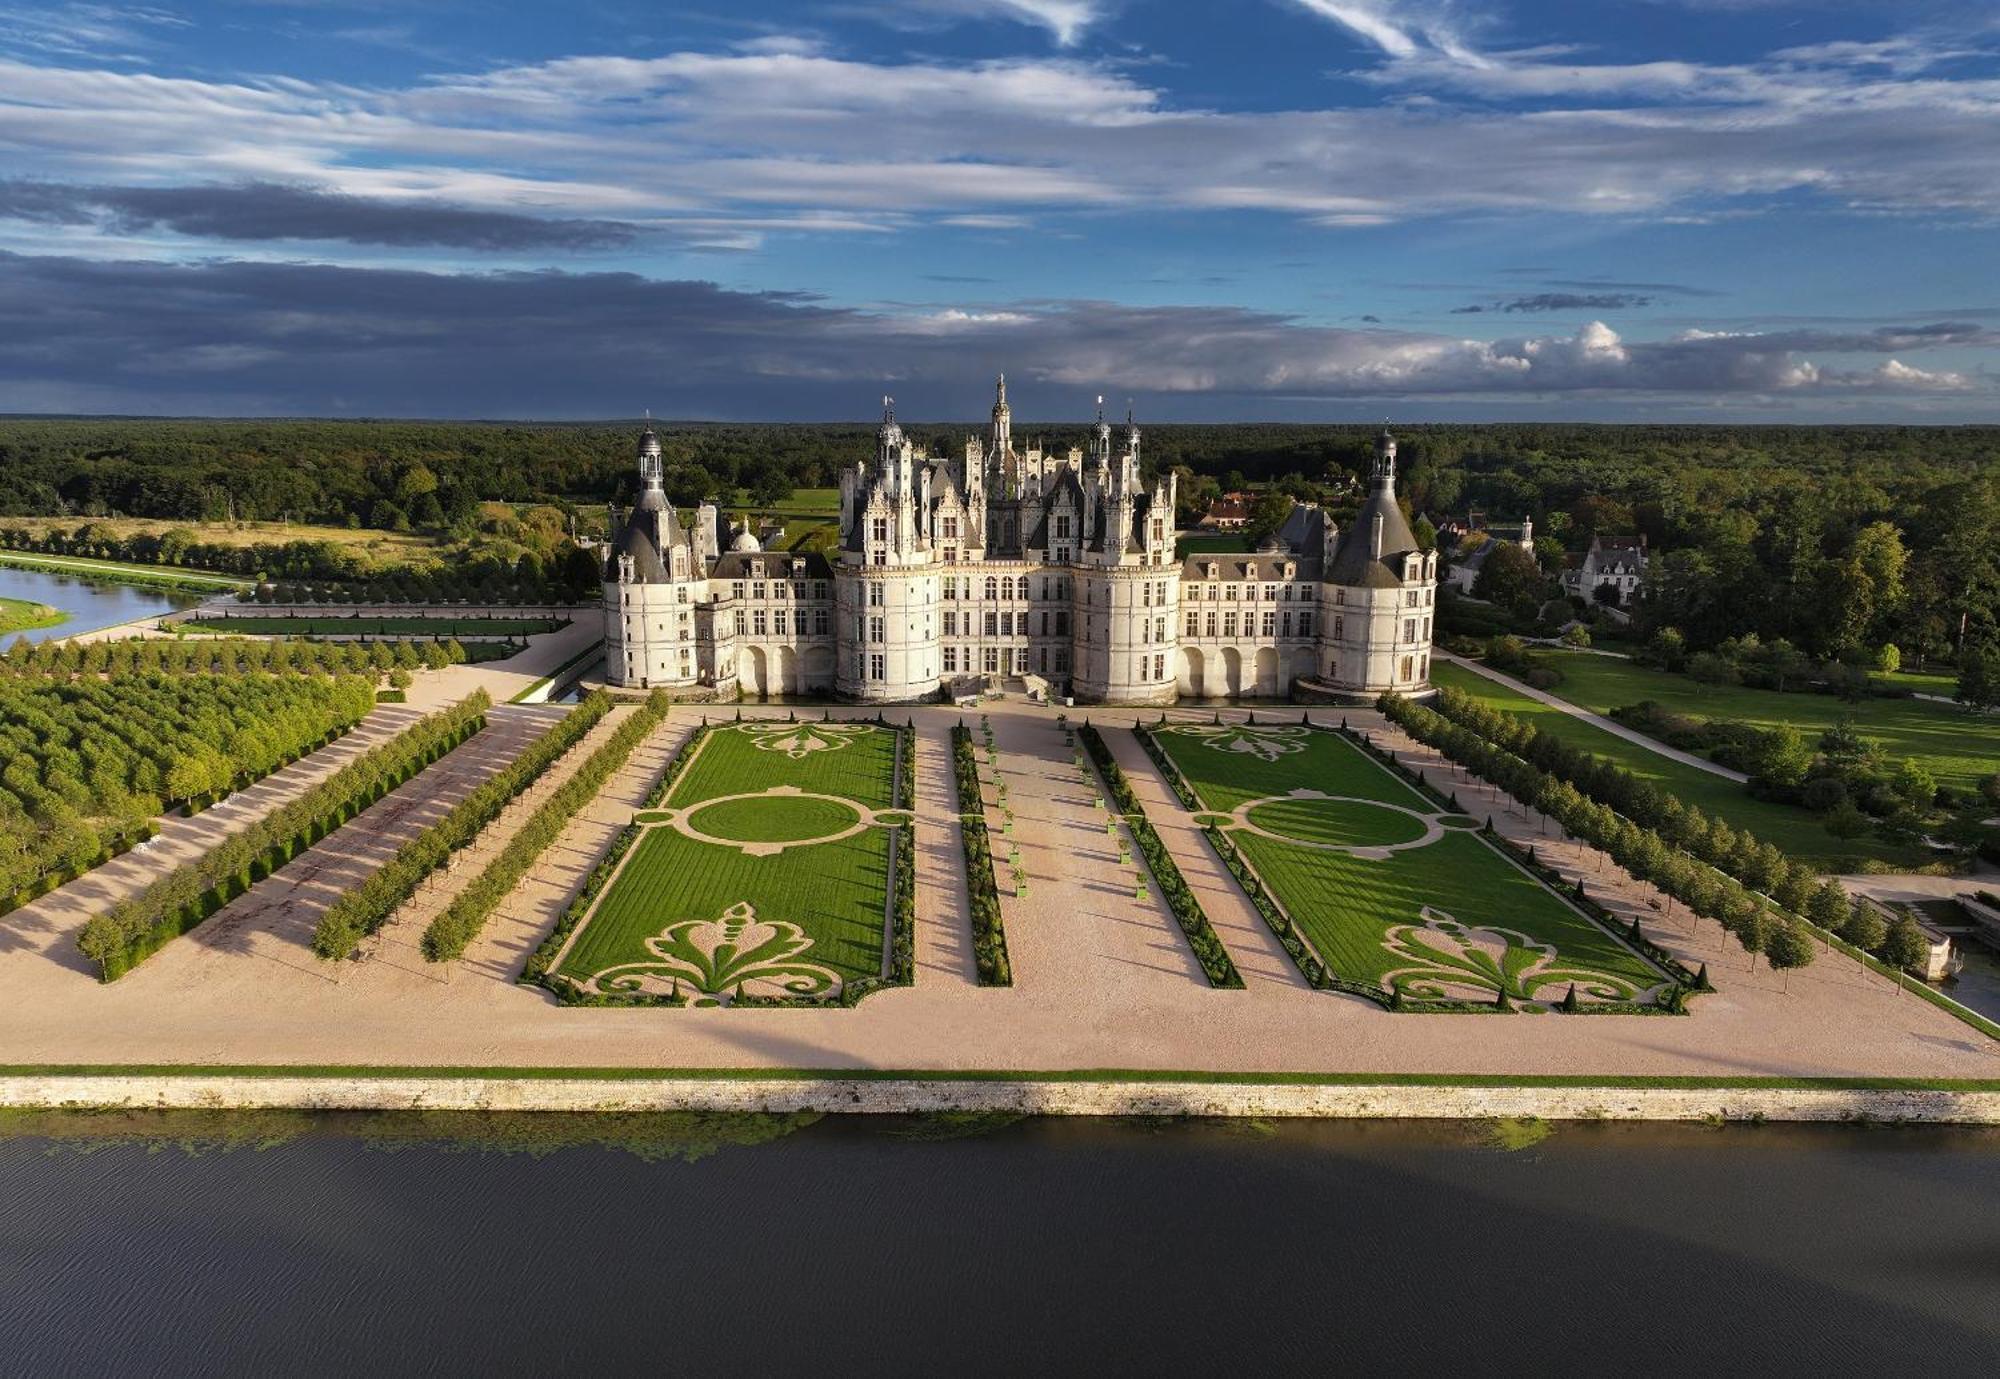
[0, 252, 1974, 417]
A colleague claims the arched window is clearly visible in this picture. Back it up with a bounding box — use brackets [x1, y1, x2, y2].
[984, 575, 998, 601]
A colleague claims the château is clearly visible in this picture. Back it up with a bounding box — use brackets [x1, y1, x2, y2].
[604, 377, 1437, 703]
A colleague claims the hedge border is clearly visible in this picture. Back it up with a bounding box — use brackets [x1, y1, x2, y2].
[80, 694, 489, 980]
[952, 720, 1013, 986]
[420, 690, 673, 962]
[1076, 721, 1242, 988]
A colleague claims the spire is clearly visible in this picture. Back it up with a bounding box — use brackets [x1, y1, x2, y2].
[990, 371, 1012, 457]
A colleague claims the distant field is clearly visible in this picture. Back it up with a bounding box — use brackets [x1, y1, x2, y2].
[1152, 721, 1667, 1003]
[1531, 653, 1999, 793]
[1178, 532, 1253, 556]
[0, 516, 444, 567]
[1430, 661, 1917, 872]
[182, 615, 563, 637]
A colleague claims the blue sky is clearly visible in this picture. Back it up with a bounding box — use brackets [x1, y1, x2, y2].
[0, 0, 1996, 420]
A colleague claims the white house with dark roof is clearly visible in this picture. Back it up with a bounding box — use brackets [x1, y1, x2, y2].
[1563, 533, 1650, 606]
[604, 381, 1435, 704]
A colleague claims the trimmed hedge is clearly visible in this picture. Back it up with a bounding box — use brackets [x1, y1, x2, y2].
[77, 692, 490, 980]
[952, 722, 1013, 986]
[1078, 722, 1241, 988]
[421, 690, 671, 962]
[313, 692, 615, 959]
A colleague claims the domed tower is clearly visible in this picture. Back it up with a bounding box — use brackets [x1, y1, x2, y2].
[605, 423, 715, 689]
[1315, 427, 1437, 698]
[835, 396, 942, 702]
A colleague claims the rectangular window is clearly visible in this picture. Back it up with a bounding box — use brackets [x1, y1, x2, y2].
[751, 582, 765, 600]
[1136, 656, 1147, 681]
[1142, 583, 1152, 607]
[1281, 611, 1292, 638]
[814, 609, 829, 635]
[1154, 654, 1164, 681]
[1400, 655, 1414, 682]
[943, 646, 958, 673]
[984, 611, 998, 636]
[731, 582, 744, 601]
[943, 611, 957, 636]
[752, 610, 767, 636]
[1225, 585, 1237, 601]
[1056, 515, 1071, 538]
[1015, 649, 1028, 673]
[1000, 612, 1014, 636]
[1186, 612, 1199, 637]
[1299, 611, 1312, 637]
[870, 616, 885, 642]
[1056, 610, 1069, 636]
[872, 517, 888, 543]
[1054, 647, 1070, 674]
[983, 647, 999, 673]
[1205, 611, 1217, 637]
[871, 653, 885, 679]
[1223, 612, 1237, 637]
[869, 583, 884, 606]
[1404, 618, 1416, 643]
[795, 609, 808, 635]
[943, 516, 958, 539]
[1262, 611, 1276, 637]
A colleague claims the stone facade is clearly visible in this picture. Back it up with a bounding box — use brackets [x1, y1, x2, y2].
[604, 379, 1436, 704]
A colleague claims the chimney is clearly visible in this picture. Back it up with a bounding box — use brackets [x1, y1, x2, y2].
[1371, 513, 1384, 560]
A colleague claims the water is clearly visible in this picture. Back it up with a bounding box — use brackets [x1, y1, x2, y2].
[0, 1112, 1994, 1376]
[0, 564, 202, 643]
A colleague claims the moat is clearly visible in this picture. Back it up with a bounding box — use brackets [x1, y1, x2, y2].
[1, 1112, 1994, 1375]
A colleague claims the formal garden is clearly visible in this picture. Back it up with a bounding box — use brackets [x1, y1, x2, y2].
[1143, 718, 1676, 1010]
[548, 717, 914, 1006]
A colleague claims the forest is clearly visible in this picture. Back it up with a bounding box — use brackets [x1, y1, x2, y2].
[1, 416, 1994, 662]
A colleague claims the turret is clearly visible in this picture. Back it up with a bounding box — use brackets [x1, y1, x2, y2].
[1372, 428, 1397, 489]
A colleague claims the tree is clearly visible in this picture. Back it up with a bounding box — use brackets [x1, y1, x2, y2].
[1412, 515, 1437, 552]
[1472, 541, 1545, 617]
[1805, 880, 1850, 935]
[1959, 641, 2000, 712]
[1247, 490, 1293, 542]
[1881, 914, 1931, 975]
[1841, 896, 1888, 951]
[1765, 920, 1817, 987]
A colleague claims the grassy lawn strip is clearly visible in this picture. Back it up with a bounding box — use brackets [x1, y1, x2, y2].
[0, 595, 66, 635]
[507, 639, 604, 703]
[1078, 722, 1241, 988]
[1148, 718, 1669, 1008]
[184, 615, 563, 637]
[1529, 652, 2000, 794]
[78, 693, 490, 979]
[687, 794, 859, 841]
[1433, 661, 1912, 870]
[667, 716, 896, 808]
[313, 693, 614, 959]
[421, 691, 671, 961]
[0, 549, 247, 589]
[4, 1064, 1995, 1094]
[953, 722, 1013, 985]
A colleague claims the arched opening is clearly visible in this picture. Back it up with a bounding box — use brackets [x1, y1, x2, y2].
[743, 645, 768, 700]
[777, 645, 799, 695]
[1179, 647, 1205, 698]
[1254, 647, 1280, 696]
[1221, 646, 1244, 697]
[803, 645, 834, 691]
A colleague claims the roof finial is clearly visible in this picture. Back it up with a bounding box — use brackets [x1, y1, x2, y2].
[882, 394, 894, 422]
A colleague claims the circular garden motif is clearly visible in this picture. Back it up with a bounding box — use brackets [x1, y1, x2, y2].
[1245, 796, 1432, 849]
[685, 794, 860, 845]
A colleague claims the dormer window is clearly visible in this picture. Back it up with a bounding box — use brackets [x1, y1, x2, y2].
[1206, 562, 1218, 579]
[1246, 562, 1258, 580]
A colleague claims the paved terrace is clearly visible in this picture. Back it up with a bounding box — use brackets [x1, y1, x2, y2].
[0, 687, 1993, 1081]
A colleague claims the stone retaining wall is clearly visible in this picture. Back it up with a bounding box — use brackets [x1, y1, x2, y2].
[3, 1075, 1995, 1123]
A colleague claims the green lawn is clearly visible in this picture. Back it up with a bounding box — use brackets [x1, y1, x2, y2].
[0, 595, 66, 635]
[0, 549, 249, 588]
[557, 720, 900, 998]
[1535, 652, 1998, 793]
[1151, 723, 1666, 1003]
[1430, 661, 1916, 872]
[183, 615, 562, 637]
[669, 721, 896, 810]
[557, 825, 889, 989]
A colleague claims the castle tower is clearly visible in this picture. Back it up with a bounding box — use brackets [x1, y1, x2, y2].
[1316, 426, 1437, 698]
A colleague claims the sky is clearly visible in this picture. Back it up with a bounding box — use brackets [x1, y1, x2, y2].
[1, 0, 1997, 422]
